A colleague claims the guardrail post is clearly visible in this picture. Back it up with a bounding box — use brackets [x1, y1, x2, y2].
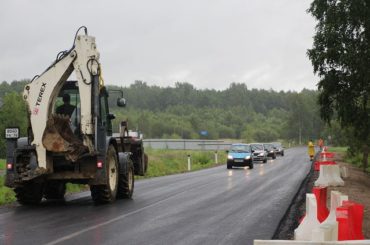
[187, 154, 191, 171]
[214, 151, 218, 164]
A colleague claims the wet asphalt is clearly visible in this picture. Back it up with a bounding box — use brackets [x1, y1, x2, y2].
[0, 147, 311, 245]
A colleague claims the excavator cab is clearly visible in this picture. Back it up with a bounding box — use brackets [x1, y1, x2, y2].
[54, 81, 81, 136]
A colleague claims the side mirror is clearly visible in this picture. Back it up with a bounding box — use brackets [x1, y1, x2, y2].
[226, 150, 229, 153]
[117, 98, 126, 107]
[252, 150, 255, 153]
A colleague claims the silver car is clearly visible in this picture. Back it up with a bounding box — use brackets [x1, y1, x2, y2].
[250, 143, 268, 163]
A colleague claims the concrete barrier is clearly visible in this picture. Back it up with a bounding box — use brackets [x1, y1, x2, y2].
[320, 152, 335, 159]
[312, 187, 329, 223]
[315, 161, 336, 171]
[295, 194, 321, 241]
[337, 201, 365, 241]
[312, 191, 348, 241]
[315, 165, 344, 187]
[340, 166, 349, 178]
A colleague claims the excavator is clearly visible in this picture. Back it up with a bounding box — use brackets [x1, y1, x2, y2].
[5, 26, 148, 204]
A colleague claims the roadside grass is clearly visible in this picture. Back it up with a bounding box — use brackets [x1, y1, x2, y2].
[0, 159, 5, 170]
[66, 183, 88, 193]
[328, 147, 370, 173]
[139, 149, 226, 178]
[344, 153, 370, 173]
[328, 146, 348, 153]
[0, 176, 16, 205]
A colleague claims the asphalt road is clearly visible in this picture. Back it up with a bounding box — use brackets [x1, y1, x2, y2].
[0, 147, 311, 245]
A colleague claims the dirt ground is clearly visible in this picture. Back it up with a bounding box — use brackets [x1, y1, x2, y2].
[328, 153, 370, 238]
[273, 152, 370, 239]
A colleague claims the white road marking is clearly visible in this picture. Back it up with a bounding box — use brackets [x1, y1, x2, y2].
[44, 178, 219, 245]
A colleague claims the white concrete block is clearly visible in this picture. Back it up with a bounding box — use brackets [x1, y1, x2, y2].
[312, 191, 348, 242]
[340, 166, 348, 178]
[315, 165, 344, 187]
[295, 194, 321, 241]
[330, 165, 344, 186]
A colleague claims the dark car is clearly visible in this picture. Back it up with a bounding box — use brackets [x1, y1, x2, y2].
[250, 143, 267, 163]
[263, 143, 277, 159]
[271, 142, 284, 156]
[227, 144, 254, 169]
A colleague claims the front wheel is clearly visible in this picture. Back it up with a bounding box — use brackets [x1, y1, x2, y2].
[227, 163, 232, 169]
[263, 158, 267, 163]
[117, 157, 134, 199]
[249, 162, 254, 169]
[90, 145, 119, 204]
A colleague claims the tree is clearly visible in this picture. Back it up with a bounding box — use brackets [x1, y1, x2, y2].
[307, 0, 370, 170]
[0, 92, 28, 157]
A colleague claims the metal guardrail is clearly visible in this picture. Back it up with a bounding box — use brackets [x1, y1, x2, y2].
[143, 139, 233, 150]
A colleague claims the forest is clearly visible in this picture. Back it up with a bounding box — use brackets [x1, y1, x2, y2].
[0, 79, 343, 157]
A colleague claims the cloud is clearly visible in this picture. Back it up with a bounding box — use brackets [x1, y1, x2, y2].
[0, 0, 318, 91]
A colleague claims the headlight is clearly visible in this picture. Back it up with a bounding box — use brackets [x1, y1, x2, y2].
[259, 153, 264, 156]
[245, 155, 251, 159]
[227, 155, 233, 160]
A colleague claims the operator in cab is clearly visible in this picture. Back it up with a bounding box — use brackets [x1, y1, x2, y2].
[56, 94, 75, 118]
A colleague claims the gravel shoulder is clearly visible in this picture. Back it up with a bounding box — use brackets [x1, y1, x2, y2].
[330, 153, 370, 238]
[273, 152, 370, 239]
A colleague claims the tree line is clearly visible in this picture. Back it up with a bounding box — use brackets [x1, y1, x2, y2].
[107, 81, 328, 143]
[0, 79, 348, 158]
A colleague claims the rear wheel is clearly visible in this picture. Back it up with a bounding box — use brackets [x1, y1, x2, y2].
[117, 157, 134, 199]
[90, 145, 119, 204]
[44, 181, 66, 200]
[15, 181, 44, 205]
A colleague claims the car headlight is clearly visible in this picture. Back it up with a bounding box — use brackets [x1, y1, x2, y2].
[259, 153, 264, 156]
[245, 155, 251, 159]
[227, 155, 233, 160]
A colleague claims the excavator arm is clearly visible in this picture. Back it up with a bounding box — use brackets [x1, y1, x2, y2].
[23, 28, 101, 169]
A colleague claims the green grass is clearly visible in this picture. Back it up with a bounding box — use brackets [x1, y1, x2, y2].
[326, 147, 370, 173]
[0, 176, 16, 205]
[344, 153, 370, 173]
[66, 183, 88, 193]
[327, 146, 348, 153]
[140, 149, 226, 178]
[0, 159, 5, 170]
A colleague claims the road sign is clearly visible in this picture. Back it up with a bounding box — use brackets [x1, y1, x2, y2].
[199, 130, 208, 136]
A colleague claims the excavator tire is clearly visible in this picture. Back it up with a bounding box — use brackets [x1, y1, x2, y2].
[14, 181, 44, 205]
[117, 157, 134, 199]
[90, 145, 119, 204]
[44, 181, 66, 200]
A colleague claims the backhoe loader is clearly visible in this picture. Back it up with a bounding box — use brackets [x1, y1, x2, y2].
[5, 27, 148, 204]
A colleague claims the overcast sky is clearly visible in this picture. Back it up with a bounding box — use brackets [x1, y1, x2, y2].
[0, 0, 317, 91]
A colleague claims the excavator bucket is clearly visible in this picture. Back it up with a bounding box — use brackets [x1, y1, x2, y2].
[42, 114, 88, 162]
